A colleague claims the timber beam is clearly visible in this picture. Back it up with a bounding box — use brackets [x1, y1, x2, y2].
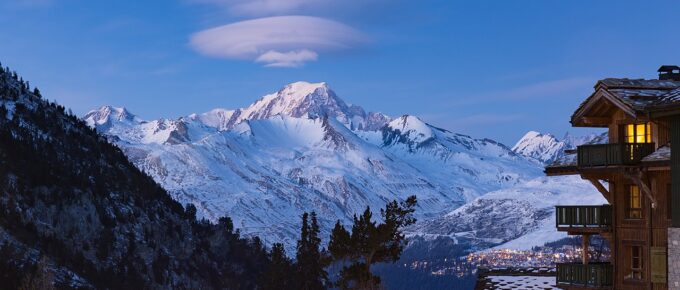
[586, 178, 612, 203]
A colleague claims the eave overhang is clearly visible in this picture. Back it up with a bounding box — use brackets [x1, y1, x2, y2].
[571, 87, 637, 128]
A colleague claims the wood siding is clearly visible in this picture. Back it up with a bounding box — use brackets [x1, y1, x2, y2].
[578, 106, 673, 290]
[609, 171, 670, 290]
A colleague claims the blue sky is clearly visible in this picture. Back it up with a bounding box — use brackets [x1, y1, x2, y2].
[1, 0, 679, 145]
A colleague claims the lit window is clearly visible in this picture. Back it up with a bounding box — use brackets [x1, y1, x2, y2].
[625, 123, 651, 143]
[628, 185, 642, 219]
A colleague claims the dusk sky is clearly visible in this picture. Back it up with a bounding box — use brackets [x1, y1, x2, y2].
[1, 0, 679, 145]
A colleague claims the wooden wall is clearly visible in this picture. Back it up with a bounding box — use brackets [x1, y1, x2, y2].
[607, 110, 668, 148]
[609, 171, 670, 290]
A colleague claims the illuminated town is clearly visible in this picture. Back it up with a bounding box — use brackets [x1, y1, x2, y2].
[401, 242, 611, 279]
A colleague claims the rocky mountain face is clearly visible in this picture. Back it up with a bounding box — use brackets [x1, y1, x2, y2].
[512, 131, 607, 164]
[85, 82, 543, 250]
[0, 66, 270, 289]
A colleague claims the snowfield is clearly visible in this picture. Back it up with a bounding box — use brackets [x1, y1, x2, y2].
[84, 81, 605, 252]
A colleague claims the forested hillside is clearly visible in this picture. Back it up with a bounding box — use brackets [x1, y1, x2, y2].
[0, 64, 271, 289]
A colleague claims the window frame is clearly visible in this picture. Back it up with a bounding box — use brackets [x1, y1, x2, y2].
[623, 123, 652, 144]
[623, 242, 646, 282]
[626, 184, 643, 220]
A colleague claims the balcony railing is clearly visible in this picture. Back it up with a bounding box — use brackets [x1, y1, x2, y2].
[556, 263, 613, 288]
[577, 143, 655, 167]
[556, 205, 612, 231]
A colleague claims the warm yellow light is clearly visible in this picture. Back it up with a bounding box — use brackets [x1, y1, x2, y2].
[626, 123, 651, 143]
[636, 124, 646, 143]
[627, 124, 635, 143]
[631, 186, 640, 208]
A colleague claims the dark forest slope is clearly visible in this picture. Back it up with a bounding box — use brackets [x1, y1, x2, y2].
[0, 64, 271, 289]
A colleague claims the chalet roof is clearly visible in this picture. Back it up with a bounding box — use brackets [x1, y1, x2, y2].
[571, 78, 680, 126]
[598, 78, 680, 109]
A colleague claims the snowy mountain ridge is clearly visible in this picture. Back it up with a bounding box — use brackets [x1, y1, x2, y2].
[84, 81, 598, 252]
[512, 131, 607, 164]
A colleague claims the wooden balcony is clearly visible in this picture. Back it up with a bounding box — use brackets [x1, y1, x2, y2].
[556, 263, 613, 288]
[556, 205, 612, 234]
[577, 143, 655, 168]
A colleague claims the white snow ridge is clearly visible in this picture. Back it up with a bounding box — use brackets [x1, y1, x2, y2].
[85, 82, 601, 252]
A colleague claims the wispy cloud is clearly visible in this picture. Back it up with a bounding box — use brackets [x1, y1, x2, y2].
[255, 49, 318, 68]
[449, 77, 593, 106]
[190, 16, 368, 67]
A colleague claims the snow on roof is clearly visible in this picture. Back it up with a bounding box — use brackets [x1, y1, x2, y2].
[642, 144, 671, 162]
[572, 78, 680, 122]
[484, 275, 556, 290]
[476, 268, 557, 290]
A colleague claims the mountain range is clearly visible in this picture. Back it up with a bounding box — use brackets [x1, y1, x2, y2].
[84, 81, 607, 253]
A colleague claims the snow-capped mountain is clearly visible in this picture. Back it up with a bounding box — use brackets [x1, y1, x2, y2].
[85, 81, 546, 249]
[185, 81, 389, 132]
[83, 105, 140, 131]
[512, 131, 607, 164]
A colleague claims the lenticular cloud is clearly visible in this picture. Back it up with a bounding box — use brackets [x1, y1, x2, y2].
[190, 16, 368, 67]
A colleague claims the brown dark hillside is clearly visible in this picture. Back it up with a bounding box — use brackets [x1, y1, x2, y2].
[0, 64, 270, 289]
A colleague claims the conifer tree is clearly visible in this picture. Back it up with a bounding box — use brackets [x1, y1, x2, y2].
[295, 212, 328, 290]
[262, 243, 294, 290]
[329, 195, 417, 289]
[184, 203, 197, 220]
[32, 87, 41, 99]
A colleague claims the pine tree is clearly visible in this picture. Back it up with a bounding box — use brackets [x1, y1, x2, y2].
[329, 195, 417, 289]
[32, 87, 41, 99]
[295, 212, 328, 290]
[184, 203, 197, 221]
[329, 221, 351, 259]
[262, 243, 294, 290]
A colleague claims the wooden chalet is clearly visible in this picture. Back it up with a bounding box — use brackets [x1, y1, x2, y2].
[545, 65, 680, 290]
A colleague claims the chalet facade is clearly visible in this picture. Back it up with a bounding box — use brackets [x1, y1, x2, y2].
[546, 65, 680, 290]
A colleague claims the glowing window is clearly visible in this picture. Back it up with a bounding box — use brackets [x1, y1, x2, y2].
[628, 185, 642, 219]
[625, 123, 651, 143]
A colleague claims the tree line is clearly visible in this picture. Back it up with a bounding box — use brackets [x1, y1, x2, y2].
[263, 196, 417, 290]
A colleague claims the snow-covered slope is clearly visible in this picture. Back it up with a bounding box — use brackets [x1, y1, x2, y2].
[512, 131, 607, 164]
[407, 130, 609, 252]
[409, 175, 606, 250]
[85, 82, 546, 249]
